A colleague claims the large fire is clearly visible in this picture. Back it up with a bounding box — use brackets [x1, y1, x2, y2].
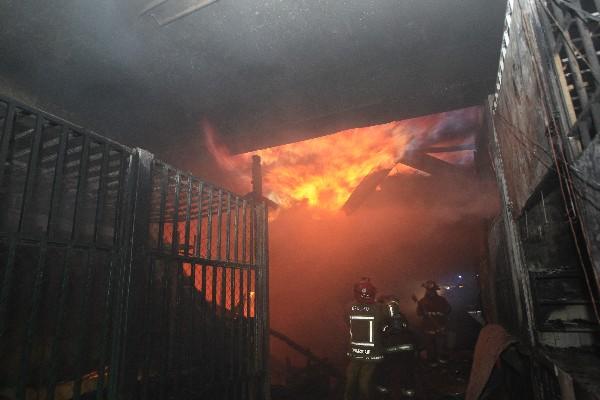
[205, 107, 479, 212]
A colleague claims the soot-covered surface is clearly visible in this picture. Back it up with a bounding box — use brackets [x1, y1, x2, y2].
[0, 0, 506, 158]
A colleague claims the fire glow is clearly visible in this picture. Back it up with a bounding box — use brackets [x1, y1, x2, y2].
[205, 108, 479, 212]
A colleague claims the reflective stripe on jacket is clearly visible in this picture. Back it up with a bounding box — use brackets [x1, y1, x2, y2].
[347, 302, 386, 361]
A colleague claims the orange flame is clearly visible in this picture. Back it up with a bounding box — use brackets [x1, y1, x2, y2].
[205, 109, 477, 212]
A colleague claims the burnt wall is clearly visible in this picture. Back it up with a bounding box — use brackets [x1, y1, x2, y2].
[486, 0, 600, 349]
[492, 0, 554, 216]
[573, 136, 600, 286]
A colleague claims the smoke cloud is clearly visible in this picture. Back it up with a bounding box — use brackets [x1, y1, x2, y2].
[179, 106, 499, 379]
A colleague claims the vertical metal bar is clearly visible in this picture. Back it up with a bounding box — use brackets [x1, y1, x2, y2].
[237, 272, 243, 381]
[217, 189, 223, 260]
[226, 193, 231, 262]
[173, 260, 184, 399]
[171, 173, 181, 255]
[73, 251, 95, 400]
[110, 152, 129, 246]
[252, 155, 262, 199]
[117, 149, 154, 399]
[195, 182, 204, 257]
[260, 202, 270, 400]
[187, 262, 196, 393]
[17, 242, 48, 400]
[212, 265, 219, 384]
[220, 265, 226, 381]
[140, 257, 156, 400]
[157, 166, 168, 251]
[46, 128, 68, 237]
[234, 198, 239, 263]
[17, 114, 43, 233]
[0, 237, 17, 339]
[93, 143, 110, 243]
[241, 200, 248, 396]
[200, 264, 207, 383]
[158, 261, 171, 400]
[0, 103, 16, 188]
[250, 199, 255, 266]
[211, 264, 217, 384]
[96, 251, 118, 400]
[242, 200, 247, 263]
[206, 188, 213, 260]
[230, 266, 235, 382]
[107, 152, 138, 400]
[240, 269, 246, 380]
[46, 247, 73, 400]
[184, 177, 193, 256]
[71, 134, 91, 241]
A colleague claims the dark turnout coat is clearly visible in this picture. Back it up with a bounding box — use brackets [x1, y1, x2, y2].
[417, 293, 451, 334]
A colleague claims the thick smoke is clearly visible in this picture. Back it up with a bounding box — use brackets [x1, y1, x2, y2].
[182, 106, 499, 380]
[268, 172, 499, 378]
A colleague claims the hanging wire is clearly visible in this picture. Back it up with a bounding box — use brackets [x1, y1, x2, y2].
[522, 0, 600, 323]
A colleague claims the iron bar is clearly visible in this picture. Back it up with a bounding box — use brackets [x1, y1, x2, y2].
[0, 95, 268, 400]
[187, 262, 196, 393]
[200, 264, 207, 382]
[72, 251, 94, 400]
[217, 189, 223, 260]
[17, 114, 43, 233]
[46, 247, 73, 400]
[211, 264, 218, 384]
[184, 177, 192, 256]
[157, 166, 168, 252]
[93, 143, 110, 243]
[17, 242, 47, 400]
[226, 192, 231, 262]
[0, 103, 16, 189]
[207, 189, 213, 260]
[110, 152, 128, 245]
[234, 198, 239, 263]
[158, 259, 171, 400]
[242, 200, 247, 264]
[46, 128, 68, 238]
[95, 251, 118, 400]
[107, 151, 138, 400]
[173, 260, 184, 399]
[140, 258, 157, 400]
[195, 182, 204, 257]
[71, 134, 90, 241]
[171, 173, 181, 255]
[0, 238, 17, 339]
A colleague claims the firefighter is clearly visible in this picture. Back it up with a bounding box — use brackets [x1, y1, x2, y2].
[345, 277, 386, 400]
[376, 295, 417, 399]
[416, 280, 451, 366]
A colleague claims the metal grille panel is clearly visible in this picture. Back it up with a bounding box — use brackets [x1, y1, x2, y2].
[0, 95, 269, 400]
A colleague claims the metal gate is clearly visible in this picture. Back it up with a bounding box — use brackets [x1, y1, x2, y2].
[0, 95, 269, 400]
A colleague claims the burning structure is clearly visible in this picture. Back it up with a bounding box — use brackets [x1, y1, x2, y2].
[1, 0, 600, 399]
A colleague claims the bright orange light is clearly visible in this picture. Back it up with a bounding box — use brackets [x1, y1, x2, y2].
[204, 110, 476, 212]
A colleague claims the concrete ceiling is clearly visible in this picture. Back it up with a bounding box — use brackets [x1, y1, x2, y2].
[0, 0, 506, 157]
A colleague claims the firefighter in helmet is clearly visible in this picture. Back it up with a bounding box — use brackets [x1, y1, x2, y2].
[416, 280, 451, 366]
[345, 277, 386, 400]
[376, 295, 417, 399]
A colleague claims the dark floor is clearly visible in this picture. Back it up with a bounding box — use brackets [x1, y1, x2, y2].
[271, 351, 474, 400]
